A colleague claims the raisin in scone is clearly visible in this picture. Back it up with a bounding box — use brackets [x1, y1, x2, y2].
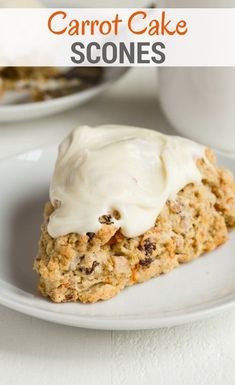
[34, 125, 235, 303]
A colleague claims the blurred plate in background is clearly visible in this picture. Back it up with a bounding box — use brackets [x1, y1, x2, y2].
[0, 67, 129, 123]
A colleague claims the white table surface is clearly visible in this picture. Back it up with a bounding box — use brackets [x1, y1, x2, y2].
[0, 67, 235, 385]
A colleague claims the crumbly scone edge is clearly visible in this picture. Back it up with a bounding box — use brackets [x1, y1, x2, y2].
[34, 148, 235, 303]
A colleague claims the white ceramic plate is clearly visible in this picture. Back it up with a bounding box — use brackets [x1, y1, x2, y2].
[0, 67, 129, 122]
[1, 146, 235, 330]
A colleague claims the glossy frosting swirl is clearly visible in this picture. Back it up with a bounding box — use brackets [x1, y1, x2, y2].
[48, 125, 205, 238]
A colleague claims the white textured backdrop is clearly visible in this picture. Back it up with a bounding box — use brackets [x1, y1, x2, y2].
[1, 306, 235, 385]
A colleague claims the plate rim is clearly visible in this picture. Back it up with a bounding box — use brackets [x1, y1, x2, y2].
[0, 282, 235, 330]
[0, 82, 107, 112]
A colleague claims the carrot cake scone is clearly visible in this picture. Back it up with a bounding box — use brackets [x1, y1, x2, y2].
[34, 125, 235, 303]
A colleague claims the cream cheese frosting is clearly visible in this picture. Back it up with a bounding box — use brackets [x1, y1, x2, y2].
[48, 125, 205, 238]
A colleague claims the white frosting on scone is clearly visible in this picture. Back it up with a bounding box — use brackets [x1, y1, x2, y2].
[48, 125, 205, 238]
